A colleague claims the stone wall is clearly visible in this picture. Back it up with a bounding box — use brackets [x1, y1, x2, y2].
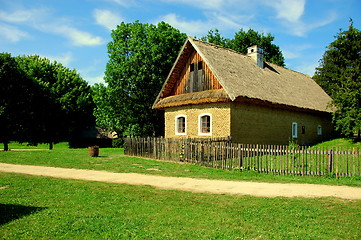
[230, 102, 334, 145]
[164, 103, 231, 138]
[163, 101, 334, 145]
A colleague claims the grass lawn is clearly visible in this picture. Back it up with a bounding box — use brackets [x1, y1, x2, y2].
[1, 172, 361, 239]
[1, 140, 361, 239]
[313, 138, 361, 148]
[1, 140, 361, 187]
[0, 145, 361, 187]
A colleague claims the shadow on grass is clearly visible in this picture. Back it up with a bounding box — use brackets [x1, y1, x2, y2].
[0, 204, 47, 225]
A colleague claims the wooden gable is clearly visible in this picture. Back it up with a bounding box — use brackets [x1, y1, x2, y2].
[158, 39, 223, 100]
[171, 50, 223, 96]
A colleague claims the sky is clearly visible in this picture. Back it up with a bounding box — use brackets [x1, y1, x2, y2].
[1, 0, 360, 85]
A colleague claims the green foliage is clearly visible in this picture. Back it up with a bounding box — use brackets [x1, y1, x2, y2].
[201, 28, 285, 66]
[0, 53, 45, 149]
[200, 29, 231, 47]
[314, 20, 361, 137]
[0, 53, 94, 150]
[112, 138, 124, 148]
[14, 55, 95, 146]
[94, 21, 187, 137]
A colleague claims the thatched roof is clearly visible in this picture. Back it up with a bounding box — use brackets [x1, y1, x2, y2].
[153, 37, 333, 113]
[155, 89, 230, 109]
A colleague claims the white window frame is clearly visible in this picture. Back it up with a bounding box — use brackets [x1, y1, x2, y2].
[198, 113, 212, 136]
[317, 125, 322, 136]
[175, 115, 187, 135]
[292, 122, 298, 138]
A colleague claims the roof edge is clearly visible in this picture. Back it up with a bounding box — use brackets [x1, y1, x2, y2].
[152, 37, 193, 109]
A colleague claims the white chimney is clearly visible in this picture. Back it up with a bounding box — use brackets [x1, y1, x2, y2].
[247, 45, 264, 68]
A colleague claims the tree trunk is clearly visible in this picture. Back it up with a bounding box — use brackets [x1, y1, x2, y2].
[49, 142, 53, 150]
[3, 141, 9, 151]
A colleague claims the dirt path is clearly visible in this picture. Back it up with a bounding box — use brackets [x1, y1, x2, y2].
[1, 163, 361, 200]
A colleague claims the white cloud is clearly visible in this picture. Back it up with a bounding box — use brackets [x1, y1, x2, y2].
[52, 25, 105, 46]
[290, 12, 338, 37]
[263, 0, 337, 36]
[158, 13, 211, 36]
[267, 0, 306, 23]
[94, 9, 123, 31]
[157, 11, 249, 37]
[0, 9, 47, 23]
[0, 23, 29, 42]
[0, 8, 104, 46]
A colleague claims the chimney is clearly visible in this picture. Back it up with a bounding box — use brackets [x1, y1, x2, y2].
[247, 45, 264, 68]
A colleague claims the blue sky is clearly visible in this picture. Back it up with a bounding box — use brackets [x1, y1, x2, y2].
[1, 0, 360, 85]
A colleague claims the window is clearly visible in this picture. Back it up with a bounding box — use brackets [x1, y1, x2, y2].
[302, 126, 306, 134]
[199, 114, 212, 136]
[190, 63, 195, 72]
[198, 61, 203, 70]
[175, 115, 186, 135]
[317, 125, 322, 135]
[292, 122, 298, 138]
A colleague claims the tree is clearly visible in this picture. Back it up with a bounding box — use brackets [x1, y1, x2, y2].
[201, 28, 285, 67]
[15, 55, 95, 149]
[313, 20, 361, 137]
[0, 53, 44, 150]
[200, 29, 231, 48]
[94, 21, 187, 137]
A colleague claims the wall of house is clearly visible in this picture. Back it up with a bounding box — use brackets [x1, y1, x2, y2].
[164, 103, 231, 139]
[230, 102, 334, 145]
[164, 101, 334, 145]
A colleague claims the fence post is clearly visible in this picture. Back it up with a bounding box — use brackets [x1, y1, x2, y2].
[238, 144, 243, 169]
[328, 148, 334, 174]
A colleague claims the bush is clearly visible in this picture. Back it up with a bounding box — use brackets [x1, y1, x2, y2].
[112, 138, 124, 148]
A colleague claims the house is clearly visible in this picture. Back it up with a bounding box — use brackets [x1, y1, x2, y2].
[152, 37, 334, 145]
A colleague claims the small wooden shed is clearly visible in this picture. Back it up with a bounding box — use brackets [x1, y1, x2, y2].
[153, 37, 334, 145]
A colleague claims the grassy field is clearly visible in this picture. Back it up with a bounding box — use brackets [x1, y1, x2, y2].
[1, 172, 361, 239]
[1, 140, 361, 239]
[0, 143, 361, 187]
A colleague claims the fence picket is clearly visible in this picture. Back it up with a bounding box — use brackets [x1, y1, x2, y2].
[123, 137, 361, 177]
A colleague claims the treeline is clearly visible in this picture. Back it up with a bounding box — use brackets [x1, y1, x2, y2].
[2, 20, 359, 150]
[0, 53, 94, 150]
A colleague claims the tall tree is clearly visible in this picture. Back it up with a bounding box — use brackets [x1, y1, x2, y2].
[313, 20, 361, 137]
[0, 53, 43, 150]
[94, 21, 187, 137]
[15, 55, 95, 148]
[201, 28, 285, 67]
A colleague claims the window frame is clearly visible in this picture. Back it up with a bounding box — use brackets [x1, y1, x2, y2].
[198, 113, 212, 136]
[175, 115, 187, 135]
[292, 122, 298, 138]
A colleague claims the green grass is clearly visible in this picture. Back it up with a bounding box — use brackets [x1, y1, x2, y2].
[1, 141, 361, 239]
[1, 141, 69, 150]
[1, 172, 361, 239]
[313, 138, 361, 148]
[0, 144, 361, 187]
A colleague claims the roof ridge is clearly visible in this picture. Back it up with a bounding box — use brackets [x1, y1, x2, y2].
[191, 37, 247, 58]
[191, 37, 308, 76]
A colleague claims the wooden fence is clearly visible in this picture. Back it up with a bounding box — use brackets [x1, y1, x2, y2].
[124, 137, 361, 177]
